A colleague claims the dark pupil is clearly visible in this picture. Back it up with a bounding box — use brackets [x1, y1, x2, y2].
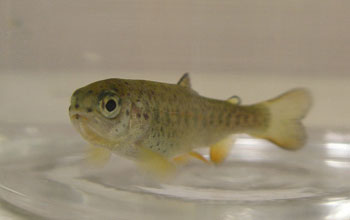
[105, 99, 116, 112]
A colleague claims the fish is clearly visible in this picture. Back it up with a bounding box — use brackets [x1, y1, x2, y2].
[69, 73, 312, 177]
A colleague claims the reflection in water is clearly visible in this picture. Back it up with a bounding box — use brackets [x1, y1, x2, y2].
[0, 183, 25, 197]
[0, 125, 349, 219]
[325, 200, 350, 220]
[325, 142, 350, 158]
[325, 160, 350, 169]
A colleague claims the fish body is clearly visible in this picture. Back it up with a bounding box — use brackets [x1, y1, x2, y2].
[69, 74, 312, 175]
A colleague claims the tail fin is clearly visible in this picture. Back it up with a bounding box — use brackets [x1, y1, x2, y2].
[258, 89, 312, 150]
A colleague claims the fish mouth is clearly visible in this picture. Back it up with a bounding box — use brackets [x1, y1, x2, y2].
[70, 112, 115, 147]
[70, 113, 86, 121]
[69, 112, 88, 130]
[69, 113, 90, 136]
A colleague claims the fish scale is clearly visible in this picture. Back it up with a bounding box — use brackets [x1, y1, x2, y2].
[130, 82, 268, 156]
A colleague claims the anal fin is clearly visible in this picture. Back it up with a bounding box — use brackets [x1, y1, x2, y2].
[210, 135, 235, 164]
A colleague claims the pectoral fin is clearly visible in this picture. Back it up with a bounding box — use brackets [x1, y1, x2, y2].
[189, 152, 210, 164]
[86, 145, 111, 167]
[173, 151, 210, 165]
[138, 146, 176, 178]
[173, 154, 190, 164]
[210, 135, 235, 164]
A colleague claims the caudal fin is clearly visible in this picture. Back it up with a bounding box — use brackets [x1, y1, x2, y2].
[259, 89, 312, 150]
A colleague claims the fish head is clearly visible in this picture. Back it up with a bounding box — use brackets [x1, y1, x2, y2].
[69, 79, 133, 148]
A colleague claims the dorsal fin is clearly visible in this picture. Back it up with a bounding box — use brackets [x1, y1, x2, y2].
[177, 73, 191, 88]
[227, 95, 241, 105]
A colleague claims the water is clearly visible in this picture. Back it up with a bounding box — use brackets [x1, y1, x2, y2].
[0, 124, 350, 220]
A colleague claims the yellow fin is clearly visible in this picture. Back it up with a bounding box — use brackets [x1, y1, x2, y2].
[227, 95, 241, 105]
[86, 145, 111, 167]
[173, 154, 190, 165]
[188, 152, 210, 164]
[173, 151, 210, 165]
[138, 147, 176, 178]
[177, 73, 191, 88]
[258, 88, 312, 150]
[210, 135, 235, 164]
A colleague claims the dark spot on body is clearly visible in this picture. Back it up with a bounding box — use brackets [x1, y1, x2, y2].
[87, 108, 92, 113]
[253, 117, 259, 124]
[126, 110, 130, 116]
[127, 93, 130, 96]
[124, 81, 129, 85]
[154, 110, 160, 122]
[87, 90, 93, 94]
[202, 118, 207, 127]
[137, 113, 141, 118]
[218, 112, 224, 123]
[193, 114, 198, 124]
[232, 107, 238, 114]
[235, 115, 241, 125]
[244, 115, 249, 123]
[209, 110, 215, 125]
[75, 114, 80, 120]
[226, 112, 232, 126]
[147, 93, 152, 100]
[156, 142, 160, 146]
[115, 128, 119, 132]
[184, 116, 189, 126]
[112, 88, 118, 93]
[75, 104, 80, 109]
[166, 113, 171, 124]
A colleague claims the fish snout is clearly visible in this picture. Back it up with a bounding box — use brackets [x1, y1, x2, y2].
[69, 91, 94, 117]
[69, 110, 89, 121]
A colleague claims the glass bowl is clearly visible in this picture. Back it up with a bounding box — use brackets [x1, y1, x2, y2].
[0, 124, 349, 220]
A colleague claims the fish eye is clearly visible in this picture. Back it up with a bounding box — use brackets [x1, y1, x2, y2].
[99, 95, 121, 119]
[106, 99, 116, 112]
